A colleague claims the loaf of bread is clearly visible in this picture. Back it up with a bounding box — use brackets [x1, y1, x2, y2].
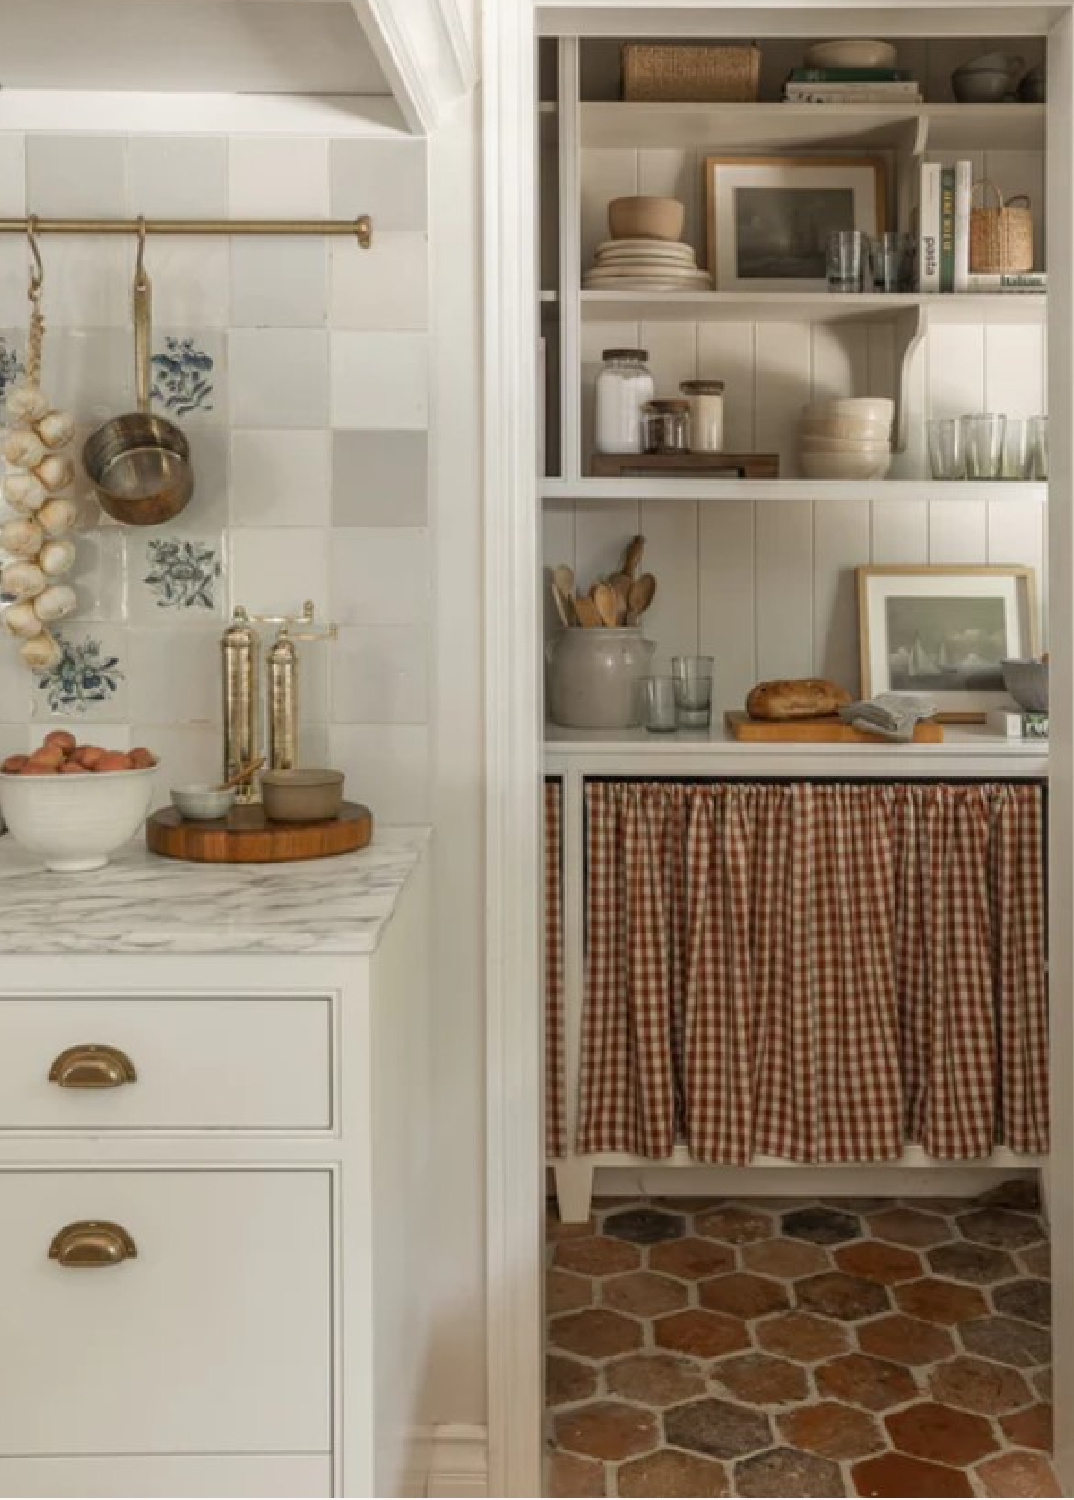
[745, 678, 852, 721]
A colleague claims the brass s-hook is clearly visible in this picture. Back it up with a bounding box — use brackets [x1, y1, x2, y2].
[134, 215, 148, 291]
[26, 214, 43, 299]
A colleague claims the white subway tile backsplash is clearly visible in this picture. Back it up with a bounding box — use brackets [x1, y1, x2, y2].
[0, 136, 26, 216]
[229, 527, 330, 618]
[328, 724, 430, 824]
[331, 431, 427, 527]
[231, 238, 327, 328]
[141, 237, 230, 328]
[231, 430, 331, 527]
[42, 330, 134, 425]
[35, 237, 132, 329]
[26, 135, 127, 216]
[329, 233, 427, 331]
[328, 528, 429, 626]
[137, 726, 221, 811]
[229, 137, 329, 218]
[331, 625, 428, 724]
[128, 629, 219, 726]
[71, 529, 127, 623]
[330, 139, 427, 232]
[172, 427, 230, 532]
[330, 332, 428, 428]
[127, 136, 228, 218]
[0, 644, 32, 723]
[229, 329, 329, 428]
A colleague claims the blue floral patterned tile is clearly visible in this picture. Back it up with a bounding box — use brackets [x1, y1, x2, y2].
[130, 534, 224, 624]
[0, 334, 24, 407]
[150, 335, 215, 418]
[31, 627, 129, 721]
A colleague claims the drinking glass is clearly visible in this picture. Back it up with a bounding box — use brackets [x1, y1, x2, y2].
[1029, 415, 1049, 479]
[871, 232, 913, 292]
[927, 418, 966, 480]
[962, 414, 1007, 480]
[826, 230, 867, 293]
[1000, 418, 1032, 480]
[672, 655, 714, 729]
[644, 676, 678, 733]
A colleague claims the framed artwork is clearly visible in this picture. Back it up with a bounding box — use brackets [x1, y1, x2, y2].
[703, 155, 886, 290]
[857, 565, 1039, 721]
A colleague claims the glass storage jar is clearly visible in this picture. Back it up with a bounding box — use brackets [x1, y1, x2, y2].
[595, 348, 654, 454]
[642, 399, 691, 454]
[680, 379, 725, 452]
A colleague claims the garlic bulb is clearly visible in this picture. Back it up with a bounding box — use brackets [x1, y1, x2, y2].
[36, 497, 77, 536]
[34, 410, 76, 450]
[4, 472, 46, 513]
[34, 454, 74, 493]
[6, 385, 50, 422]
[3, 429, 46, 469]
[38, 538, 76, 577]
[19, 630, 62, 670]
[33, 583, 76, 623]
[0, 560, 46, 598]
[3, 601, 44, 637]
[0, 516, 45, 557]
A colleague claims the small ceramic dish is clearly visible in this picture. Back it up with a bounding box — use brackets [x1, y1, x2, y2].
[1001, 658, 1049, 712]
[952, 68, 1009, 102]
[261, 769, 344, 823]
[804, 38, 897, 70]
[172, 785, 235, 821]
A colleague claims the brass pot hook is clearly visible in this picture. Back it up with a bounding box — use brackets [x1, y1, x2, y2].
[134, 215, 148, 291]
[26, 213, 43, 299]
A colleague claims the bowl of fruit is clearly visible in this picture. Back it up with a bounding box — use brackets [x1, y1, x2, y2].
[0, 733, 158, 873]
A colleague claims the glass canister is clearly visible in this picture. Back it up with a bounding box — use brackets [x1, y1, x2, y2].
[595, 348, 654, 454]
[546, 627, 655, 729]
[642, 399, 691, 454]
[679, 379, 725, 452]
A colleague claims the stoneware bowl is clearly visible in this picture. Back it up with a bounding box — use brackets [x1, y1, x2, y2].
[171, 785, 235, 822]
[261, 769, 344, 823]
[952, 67, 1010, 102]
[0, 764, 156, 873]
[1001, 658, 1049, 712]
[805, 38, 897, 70]
[802, 397, 895, 425]
[607, 196, 685, 243]
[799, 433, 894, 454]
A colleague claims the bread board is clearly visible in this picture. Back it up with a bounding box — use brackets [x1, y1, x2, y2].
[147, 801, 373, 863]
[589, 452, 780, 479]
[724, 711, 944, 744]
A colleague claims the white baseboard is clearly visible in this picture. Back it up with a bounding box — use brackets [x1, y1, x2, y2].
[405, 1424, 489, 1499]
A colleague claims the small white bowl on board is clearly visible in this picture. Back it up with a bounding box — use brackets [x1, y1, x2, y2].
[171, 785, 236, 822]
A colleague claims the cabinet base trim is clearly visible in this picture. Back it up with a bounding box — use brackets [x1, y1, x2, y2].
[410, 1424, 488, 1499]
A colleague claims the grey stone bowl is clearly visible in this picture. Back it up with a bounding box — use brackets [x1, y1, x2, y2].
[1001, 658, 1049, 711]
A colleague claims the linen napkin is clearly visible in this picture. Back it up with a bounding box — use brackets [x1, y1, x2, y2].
[838, 692, 938, 742]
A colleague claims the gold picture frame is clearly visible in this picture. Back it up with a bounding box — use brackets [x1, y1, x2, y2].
[703, 154, 887, 290]
[857, 565, 1039, 722]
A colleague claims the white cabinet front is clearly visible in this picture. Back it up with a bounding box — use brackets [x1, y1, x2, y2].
[0, 1171, 331, 1457]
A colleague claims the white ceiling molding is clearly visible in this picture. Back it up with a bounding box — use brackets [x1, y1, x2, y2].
[351, 0, 478, 135]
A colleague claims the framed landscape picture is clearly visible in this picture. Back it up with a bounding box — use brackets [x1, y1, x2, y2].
[703, 155, 886, 291]
[857, 565, 1039, 721]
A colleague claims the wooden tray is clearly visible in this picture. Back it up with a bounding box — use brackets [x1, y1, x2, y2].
[725, 711, 944, 744]
[590, 453, 780, 479]
[147, 801, 373, 863]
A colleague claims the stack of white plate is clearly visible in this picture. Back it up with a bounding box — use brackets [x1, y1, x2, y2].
[583, 239, 713, 293]
[799, 397, 895, 480]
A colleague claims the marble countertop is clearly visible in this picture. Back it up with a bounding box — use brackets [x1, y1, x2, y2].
[0, 827, 429, 956]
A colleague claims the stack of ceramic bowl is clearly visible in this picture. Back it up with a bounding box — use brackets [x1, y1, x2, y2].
[799, 397, 895, 479]
[583, 196, 713, 293]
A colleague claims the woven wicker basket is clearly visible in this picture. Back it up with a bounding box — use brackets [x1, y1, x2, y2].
[969, 180, 1034, 274]
[621, 43, 761, 103]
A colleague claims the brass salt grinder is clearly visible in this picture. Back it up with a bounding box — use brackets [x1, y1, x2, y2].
[222, 602, 338, 800]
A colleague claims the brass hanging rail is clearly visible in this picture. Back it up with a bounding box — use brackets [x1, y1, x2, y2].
[0, 214, 372, 246]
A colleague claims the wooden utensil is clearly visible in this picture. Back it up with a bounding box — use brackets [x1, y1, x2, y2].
[216, 757, 265, 793]
[550, 581, 571, 628]
[574, 593, 602, 627]
[608, 571, 632, 622]
[626, 572, 656, 624]
[622, 535, 646, 579]
[592, 581, 619, 628]
[553, 565, 577, 619]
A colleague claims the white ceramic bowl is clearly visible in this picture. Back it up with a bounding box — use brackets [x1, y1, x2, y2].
[805, 39, 898, 70]
[171, 784, 235, 822]
[800, 450, 893, 480]
[799, 419, 893, 443]
[802, 398, 895, 425]
[0, 765, 156, 873]
[799, 434, 894, 453]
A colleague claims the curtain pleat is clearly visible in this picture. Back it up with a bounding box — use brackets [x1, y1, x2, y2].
[544, 780, 566, 1158]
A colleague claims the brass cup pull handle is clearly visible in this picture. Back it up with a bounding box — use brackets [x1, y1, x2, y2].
[48, 1044, 137, 1089]
[49, 1221, 137, 1268]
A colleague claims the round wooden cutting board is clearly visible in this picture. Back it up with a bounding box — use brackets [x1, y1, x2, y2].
[147, 801, 373, 863]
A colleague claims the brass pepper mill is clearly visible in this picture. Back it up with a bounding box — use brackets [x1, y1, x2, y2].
[266, 603, 338, 770]
[221, 606, 260, 801]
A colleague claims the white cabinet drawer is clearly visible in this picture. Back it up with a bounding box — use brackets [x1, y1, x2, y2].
[0, 997, 331, 1130]
[0, 1455, 332, 1498]
[0, 1171, 331, 1457]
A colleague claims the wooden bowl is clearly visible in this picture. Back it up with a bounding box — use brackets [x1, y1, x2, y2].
[607, 196, 685, 243]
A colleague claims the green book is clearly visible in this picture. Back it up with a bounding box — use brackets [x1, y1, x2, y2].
[939, 165, 956, 293]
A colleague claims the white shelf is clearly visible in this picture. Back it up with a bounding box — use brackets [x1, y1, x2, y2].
[579, 101, 1045, 154]
[579, 291, 1047, 325]
[541, 478, 1048, 503]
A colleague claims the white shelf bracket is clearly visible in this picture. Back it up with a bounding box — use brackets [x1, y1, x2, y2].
[894, 303, 927, 455]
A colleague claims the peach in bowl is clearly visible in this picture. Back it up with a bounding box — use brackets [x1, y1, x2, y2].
[0, 733, 158, 873]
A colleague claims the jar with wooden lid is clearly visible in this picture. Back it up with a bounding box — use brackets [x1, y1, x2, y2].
[642, 399, 691, 454]
[595, 348, 654, 454]
[680, 379, 725, 452]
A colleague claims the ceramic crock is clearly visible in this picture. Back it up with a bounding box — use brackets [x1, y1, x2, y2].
[546, 627, 655, 729]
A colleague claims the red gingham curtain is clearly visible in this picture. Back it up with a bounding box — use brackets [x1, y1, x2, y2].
[576, 780, 1047, 1163]
[545, 780, 567, 1157]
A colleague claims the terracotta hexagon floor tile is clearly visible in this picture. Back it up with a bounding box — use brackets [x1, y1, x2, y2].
[977, 1450, 1062, 1497]
[735, 1446, 845, 1497]
[617, 1448, 729, 1497]
[606, 1352, 705, 1408]
[885, 1401, 998, 1466]
[1034, 1367, 1053, 1402]
[927, 1354, 1032, 1415]
[547, 1266, 593, 1315]
[742, 1237, 832, 1280]
[999, 1402, 1053, 1451]
[795, 1271, 890, 1321]
[778, 1401, 884, 1460]
[663, 1396, 773, 1459]
[926, 1242, 1017, 1285]
[554, 1400, 660, 1461]
[867, 1207, 951, 1248]
[851, 1452, 974, 1497]
[695, 1205, 774, 1245]
[546, 1353, 598, 1408]
[781, 1207, 861, 1245]
[554, 1235, 641, 1277]
[602, 1269, 688, 1317]
[550, 1308, 643, 1359]
[1018, 1242, 1051, 1278]
[815, 1352, 919, 1412]
[974, 1179, 1041, 1213]
[956, 1208, 1043, 1251]
[755, 1310, 850, 1362]
[713, 1352, 810, 1407]
[547, 1205, 597, 1241]
[834, 1241, 922, 1285]
[959, 1315, 1051, 1369]
[992, 1277, 1051, 1327]
[894, 1278, 989, 1325]
[698, 1272, 790, 1320]
[546, 1451, 605, 1498]
[857, 1313, 956, 1365]
[650, 1236, 735, 1280]
[604, 1207, 684, 1245]
[655, 1308, 750, 1359]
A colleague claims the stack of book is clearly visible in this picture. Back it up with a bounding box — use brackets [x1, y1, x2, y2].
[915, 160, 1046, 293]
[782, 68, 923, 103]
